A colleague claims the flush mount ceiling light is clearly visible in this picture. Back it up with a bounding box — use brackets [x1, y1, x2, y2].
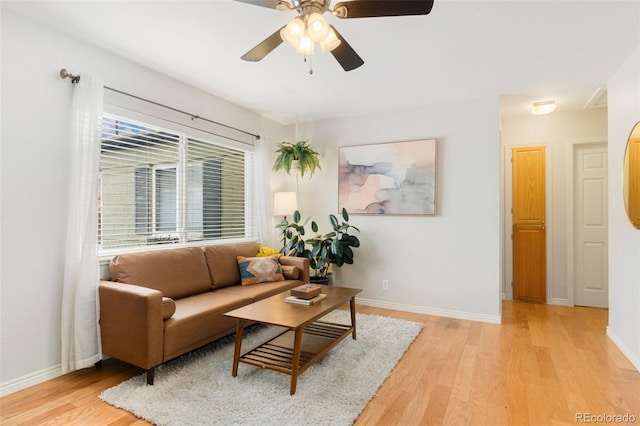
[236, 0, 435, 73]
[531, 100, 556, 115]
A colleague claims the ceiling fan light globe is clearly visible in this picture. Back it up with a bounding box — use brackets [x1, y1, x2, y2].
[296, 35, 315, 55]
[280, 28, 300, 48]
[281, 17, 305, 47]
[320, 28, 341, 52]
[307, 13, 330, 42]
[320, 38, 340, 52]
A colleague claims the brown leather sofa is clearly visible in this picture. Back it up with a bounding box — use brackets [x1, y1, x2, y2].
[98, 242, 309, 384]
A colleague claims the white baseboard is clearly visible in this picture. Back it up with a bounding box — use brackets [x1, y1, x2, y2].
[548, 297, 570, 306]
[356, 298, 502, 324]
[606, 327, 640, 373]
[1, 364, 62, 397]
[501, 294, 569, 306]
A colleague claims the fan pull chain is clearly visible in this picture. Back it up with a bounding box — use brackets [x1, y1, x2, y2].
[303, 54, 314, 75]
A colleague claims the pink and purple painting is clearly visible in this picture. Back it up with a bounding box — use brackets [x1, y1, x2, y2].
[338, 139, 437, 215]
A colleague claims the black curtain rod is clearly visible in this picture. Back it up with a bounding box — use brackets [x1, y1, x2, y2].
[59, 68, 260, 141]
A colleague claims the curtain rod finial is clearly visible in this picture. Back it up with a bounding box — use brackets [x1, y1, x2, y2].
[59, 68, 80, 83]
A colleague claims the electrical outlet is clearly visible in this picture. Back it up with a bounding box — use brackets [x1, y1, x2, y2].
[382, 280, 389, 290]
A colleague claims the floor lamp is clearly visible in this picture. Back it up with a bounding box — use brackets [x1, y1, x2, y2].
[273, 191, 298, 246]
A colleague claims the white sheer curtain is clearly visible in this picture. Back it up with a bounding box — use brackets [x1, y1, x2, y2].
[61, 74, 104, 373]
[253, 136, 273, 244]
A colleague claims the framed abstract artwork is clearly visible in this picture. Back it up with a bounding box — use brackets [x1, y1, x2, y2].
[338, 139, 437, 215]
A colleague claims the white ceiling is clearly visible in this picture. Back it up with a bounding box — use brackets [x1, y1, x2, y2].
[5, 0, 640, 124]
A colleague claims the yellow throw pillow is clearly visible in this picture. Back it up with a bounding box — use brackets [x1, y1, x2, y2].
[256, 245, 283, 258]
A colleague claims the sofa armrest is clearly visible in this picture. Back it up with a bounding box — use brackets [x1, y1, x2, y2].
[279, 256, 310, 283]
[99, 280, 164, 370]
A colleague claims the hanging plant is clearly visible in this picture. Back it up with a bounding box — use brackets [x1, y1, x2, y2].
[273, 140, 321, 178]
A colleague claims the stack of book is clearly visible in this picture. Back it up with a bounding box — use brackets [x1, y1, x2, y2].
[285, 293, 327, 305]
[286, 284, 325, 305]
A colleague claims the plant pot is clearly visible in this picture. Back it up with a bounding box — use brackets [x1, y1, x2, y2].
[309, 276, 330, 285]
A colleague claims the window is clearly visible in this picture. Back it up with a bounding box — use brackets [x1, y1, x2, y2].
[99, 115, 253, 253]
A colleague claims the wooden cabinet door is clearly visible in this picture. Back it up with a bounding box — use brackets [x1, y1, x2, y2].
[512, 146, 546, 225]
[512, 146, 546, 303]
[513, 225, 546, 302]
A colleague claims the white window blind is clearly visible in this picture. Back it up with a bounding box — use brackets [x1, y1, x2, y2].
[99, 114, 254, 253]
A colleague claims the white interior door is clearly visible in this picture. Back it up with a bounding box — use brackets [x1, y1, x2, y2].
[574, 143, 608, 308]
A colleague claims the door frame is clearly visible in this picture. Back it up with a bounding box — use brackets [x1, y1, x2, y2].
[565, 138, 608, 307]
[502, 142, 553, 302]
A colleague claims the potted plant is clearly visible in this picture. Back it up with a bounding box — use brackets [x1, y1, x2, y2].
[306, 208, 360, 284]
[275, 210, 311, 258]
[276, 209, 360, 285]
[273, 140, 322, 178]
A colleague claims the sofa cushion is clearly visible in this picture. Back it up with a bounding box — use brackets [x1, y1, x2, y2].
[237, 255, 284, 286]
[281, 265, 300, 280]
[203, 242, 260, 289]
[163, 292, 253, 360]
[109, 247, 211, 299]
[214, 279, 301, 302]
[162, 297, 176, 320]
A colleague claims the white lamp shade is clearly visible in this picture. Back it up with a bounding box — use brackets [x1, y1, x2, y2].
[273, 192, 298, 216]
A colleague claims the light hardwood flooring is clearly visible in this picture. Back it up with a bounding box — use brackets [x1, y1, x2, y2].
[1, 301, 638, 425]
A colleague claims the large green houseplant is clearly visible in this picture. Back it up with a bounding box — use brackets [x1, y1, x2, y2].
[306, 208, 360, 281]
[273, 140, 321, 178]
[276, 210, 311, 259]
[275, 208, 360, 283]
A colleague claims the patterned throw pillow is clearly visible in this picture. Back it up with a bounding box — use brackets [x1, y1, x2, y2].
[237, 255, 284, 286]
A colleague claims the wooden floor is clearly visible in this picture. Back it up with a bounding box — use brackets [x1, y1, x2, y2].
[1, 301, 638, 425]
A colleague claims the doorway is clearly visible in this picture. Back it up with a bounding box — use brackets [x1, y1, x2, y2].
[572, 143, 608, 308]
[511, 146, 547, 303]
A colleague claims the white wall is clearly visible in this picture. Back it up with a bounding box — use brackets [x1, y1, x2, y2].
[501, 109, 609, 304]
[3, 5, 637, 398]
[606, 45, 640, 371]
[288, 98, 503, 323]
[0, 10, 286, 394]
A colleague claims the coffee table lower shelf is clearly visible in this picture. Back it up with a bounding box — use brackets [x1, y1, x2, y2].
[237, 321, 353, 392]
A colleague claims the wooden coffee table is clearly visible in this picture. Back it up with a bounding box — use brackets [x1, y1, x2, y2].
[224, 286, 362, 395]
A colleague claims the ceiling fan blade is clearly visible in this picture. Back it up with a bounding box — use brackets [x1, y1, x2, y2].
[241, 27, 284, 62]
[333, 0, 434, 18]
[234, 0, 286, 9]
[329, 26, 364, 72]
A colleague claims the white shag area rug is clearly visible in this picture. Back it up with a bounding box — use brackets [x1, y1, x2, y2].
[100, 311, 423, 426]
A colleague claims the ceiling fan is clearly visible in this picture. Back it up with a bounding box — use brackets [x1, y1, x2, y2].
[236, 0, 435, 72]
